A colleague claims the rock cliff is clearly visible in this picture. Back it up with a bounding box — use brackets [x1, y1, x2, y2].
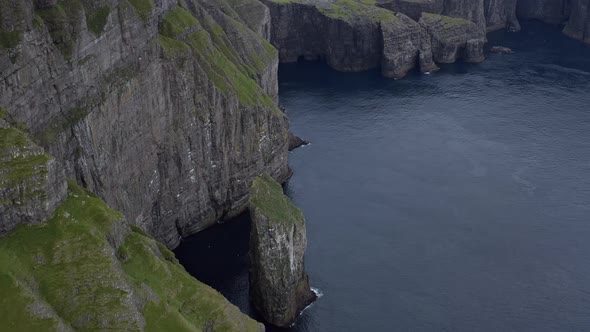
[0, 0, 290, 249]
[248, 175, 316, 327]
[261, 0, 590, 79]
[564, 0, 590, 43]
[420, 13, 486, 64]
[0, 113, 67, 235]
[262, 0, 492, 78]
[517, 0, 571, 24]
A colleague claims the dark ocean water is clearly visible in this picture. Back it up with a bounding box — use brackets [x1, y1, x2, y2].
[175, 21, 590, 331]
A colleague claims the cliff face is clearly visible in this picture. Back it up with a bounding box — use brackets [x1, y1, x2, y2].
[484, 0, 520, 31]
[564, 0, 590, 43]
[248, 175, 315, 327]
[0, 115, 67, 235]
[517, 0, 571, 24]
[0, 181, 263, 331]
[420, 13, 486, 64]
[262, 0, 493, 78]
[261, 0, 387, 72]
[262, 0, 590, 79]
[0, 0, 290, 248]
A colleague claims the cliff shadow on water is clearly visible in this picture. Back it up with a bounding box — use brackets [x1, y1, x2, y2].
[174, 206, 318, 332]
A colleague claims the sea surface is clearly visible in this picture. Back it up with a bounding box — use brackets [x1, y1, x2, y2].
[175, 21, 590, 331]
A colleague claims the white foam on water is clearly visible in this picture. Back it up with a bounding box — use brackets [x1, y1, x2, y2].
[311, 287, 324, 298]
[289, 287, 324, 327]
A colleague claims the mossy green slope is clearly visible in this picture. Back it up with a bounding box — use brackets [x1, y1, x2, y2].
[157, 4, 278, 109]
[250, 174, 304, 226]
[0, 182, 262, 331]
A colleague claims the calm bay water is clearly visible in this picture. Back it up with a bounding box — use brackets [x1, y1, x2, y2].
[175, 22, 590, 331]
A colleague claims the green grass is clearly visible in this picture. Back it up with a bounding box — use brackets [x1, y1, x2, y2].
[250, 175, 304, 226]
[0, 182, 135, 331]
[128, 0, 154, 22]
[157, 34, 190, 57]
[0, 30, 22, 50]
[36, 0, 84, 59]
[269, 0, 397, 23]
[0, 127, 51, 191]
[86, 6, 110, 35]
[0, 181, 263, 331]
[159, 6, 199, 38]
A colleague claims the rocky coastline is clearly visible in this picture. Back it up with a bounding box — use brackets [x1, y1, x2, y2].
[1, 0, 590, 330]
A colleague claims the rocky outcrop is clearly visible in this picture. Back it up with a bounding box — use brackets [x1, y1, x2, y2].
[262, 0, 488, 77]
[490, 45, 514, 53]
[517, 0, 571, 24]
[288, 131, 308, 151]
[0, 181, 264, 331]
[377, 0, 519, 31]
[248, 175, 316, 327]
[442, 0, 487, 32]
[0, 0, 290, 248]
[484, 0, 520, 31]
[420, 13, 486, 63]
[564, 0, 590, 43]
[261, 0, 389, 72]
[382, 13, 438, 78]
[0, 114, 67, 235]
[516, 0, 590, 44]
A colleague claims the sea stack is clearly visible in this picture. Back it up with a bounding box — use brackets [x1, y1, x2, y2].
[248, 175, 316, 327]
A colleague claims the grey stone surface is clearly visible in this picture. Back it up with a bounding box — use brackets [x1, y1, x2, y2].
[0, 0, 290, 248]
[420, 13, 486, 64]
[0, 118, 67, 236]
[248, 175, 316, 327]
[564, 0, 590, 44]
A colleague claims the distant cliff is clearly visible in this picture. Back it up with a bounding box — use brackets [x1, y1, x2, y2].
[261, 0, 589, 78]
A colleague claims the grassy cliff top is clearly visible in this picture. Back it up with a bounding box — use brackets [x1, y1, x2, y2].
[250, 174, 304, 226]
[0, 121, 52, 191]
[421, 12, 475, 28]
[268, 0, 398, 23]
[0, 181, 262, 331]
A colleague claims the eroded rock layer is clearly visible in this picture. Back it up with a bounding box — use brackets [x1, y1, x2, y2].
[0, 0, 290, 248]
[249, 175, 316, 327]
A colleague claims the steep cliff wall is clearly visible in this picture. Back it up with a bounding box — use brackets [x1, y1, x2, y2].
[248, 175, 315, 327]
[420, 13, 486, 63]
[517, 0, 571, 24]
[0, 0, 290, 248]
[0, 114, 67, 235]
[564, 0, 590, 43]
[263, 0, 499, 78]
[484, 0, 520, 31]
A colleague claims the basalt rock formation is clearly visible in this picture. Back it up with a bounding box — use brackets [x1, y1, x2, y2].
[262, 0, 487, 78]
[564, 0, 590, 43]
[517, 0, 571, 24]
[261, 0, 590, 79]
[0, 0, 290, 249]
[420, 13, 486, 63]
[0, 114, 67, 235]
[248, 175, 316, 327]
